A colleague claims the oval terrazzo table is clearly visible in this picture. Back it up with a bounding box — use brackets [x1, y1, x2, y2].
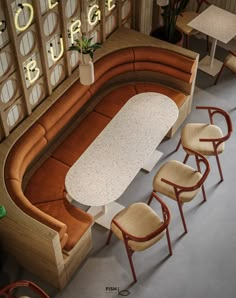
[65, 92, 179, 229]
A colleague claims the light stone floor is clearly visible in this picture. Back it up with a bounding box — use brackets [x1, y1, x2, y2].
[2, 37, 236, 298]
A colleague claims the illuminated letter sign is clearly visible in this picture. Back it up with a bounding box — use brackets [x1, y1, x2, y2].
[88, 4, 101, 26]
[25, 60, 40, 84]
[48, 0, 58, 9]
[107, 0, 115, 11]
[50, 36, 64, 62]
[69, 20, 81, 45]
[14, 3, 34, 32]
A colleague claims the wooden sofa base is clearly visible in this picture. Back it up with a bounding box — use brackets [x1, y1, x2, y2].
[166, 95, 190, 138]
[63, 227, 93, 287]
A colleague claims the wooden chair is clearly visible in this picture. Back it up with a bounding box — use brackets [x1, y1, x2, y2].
[0, 280, 49, 298]
[149, 148, 210, 234]
[176, 106, 232, 182]
[106, 194, 172, 282]
[176, 0, 210, 48]
[214, 51, 236, 85]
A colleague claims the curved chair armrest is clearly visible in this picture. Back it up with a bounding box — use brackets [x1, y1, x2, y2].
[196, 106, 228, 113]
[199, 136, 228, 144]
[149, 192, 171, 224]
[0, 280, 49, 298]
[161, 147, 210, 194]
[112, 219, 168, 243]
[229, 50, 236, 57]
[196, 106, 233, 139]
[161, 177, 200, 192]
[112, 197, 170, 243]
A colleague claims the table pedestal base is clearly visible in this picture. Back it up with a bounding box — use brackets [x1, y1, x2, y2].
[198, 55, 223, 76]
[88, 202, 124, 229]
[142, 150, 163, 172]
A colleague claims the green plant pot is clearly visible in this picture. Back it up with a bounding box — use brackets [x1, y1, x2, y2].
[0, 206, 6, 219]
[151, 26, 183, 45]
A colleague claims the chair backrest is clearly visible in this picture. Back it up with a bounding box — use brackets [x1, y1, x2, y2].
[196, 106, 233, 147]
[161, 147, 210, 196]
[112, 194, 171, 243]
[0, 280, 49, 298]
[196, 0, 210, 13]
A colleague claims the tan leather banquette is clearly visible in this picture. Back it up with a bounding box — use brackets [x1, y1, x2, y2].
[3, 46, 197, 288]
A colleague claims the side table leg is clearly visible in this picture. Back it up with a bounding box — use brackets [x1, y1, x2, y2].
[210, 38, 217, 69]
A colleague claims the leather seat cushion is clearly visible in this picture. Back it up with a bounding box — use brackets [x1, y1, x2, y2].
[181, 123, 225, 155]
[94, 84, 136, 118]
[111, 202, 164, 252]
[135, 82, 187, 108]
[52, 112, 110, 166]
[36, 199, 94, 251]
[176, 11, 199, 35]
[25, 157, 70, 205]
[153, 160, 203, 203]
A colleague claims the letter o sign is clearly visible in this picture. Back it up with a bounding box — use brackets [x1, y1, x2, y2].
[14, 3, 34, 32]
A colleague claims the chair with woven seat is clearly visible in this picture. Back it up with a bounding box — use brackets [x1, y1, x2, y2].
[214, 50, 236, 85]
[106, 193, 172, 282]
[176, 0, 210, 48]
[148, 148, 210, 234]
[176, 106, 232, 182]
[0, 280, 49, 298]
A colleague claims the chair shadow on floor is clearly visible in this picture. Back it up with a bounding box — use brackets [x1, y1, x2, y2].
[133, 253, 172, 286]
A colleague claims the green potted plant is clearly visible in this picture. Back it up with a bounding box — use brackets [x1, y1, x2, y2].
[68, 36, 101, 85]
[0, 205, 6, 219]
[153, 0, 190, 44]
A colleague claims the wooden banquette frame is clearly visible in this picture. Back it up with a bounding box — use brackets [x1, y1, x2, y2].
[0, 29, 199, 289]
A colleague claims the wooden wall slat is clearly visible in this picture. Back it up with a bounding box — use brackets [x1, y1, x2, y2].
[3, 0, 31, 115]
[33, 1, 52, 95]
[0, 0, 133, 142]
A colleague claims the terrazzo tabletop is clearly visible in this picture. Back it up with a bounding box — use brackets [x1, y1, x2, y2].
[65, 92, 178, 206]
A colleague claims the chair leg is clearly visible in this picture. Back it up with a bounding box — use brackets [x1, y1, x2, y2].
[183, 153, 189, 164]
[215, 153, 224, 182]
[201, 185, 207, 202]
[177, 200, 188, 233]
[106, 230, 113, 245]
[124, 239, 137, 282]
[147, 191, 154, 205]
[175, 139, 181, 152]
[166, 227, 172, 256]
[186, 34, 190, 49]
[195, 154, 207, 201]
[206, 35, 210, 53]
[214, 64, 225, 85]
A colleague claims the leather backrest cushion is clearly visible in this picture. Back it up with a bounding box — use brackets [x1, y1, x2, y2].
[133, 46, 196, 74]
[5, 123, 47, 181]
[90, 63, 134, 95]
[5, 178, 67, 241]
[134, 62, 193, 83]
[37, 80, 90, 131]
[135, 82, 187, 108]
[93, 48, 134, 82]
[94, 84, 137, 118]
[38, 90, 92, 141]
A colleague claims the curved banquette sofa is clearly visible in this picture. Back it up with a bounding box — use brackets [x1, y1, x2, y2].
[2, 45, 197, 288]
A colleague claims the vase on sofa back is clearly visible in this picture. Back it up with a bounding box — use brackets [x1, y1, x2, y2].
[69, 36, 101, 85]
